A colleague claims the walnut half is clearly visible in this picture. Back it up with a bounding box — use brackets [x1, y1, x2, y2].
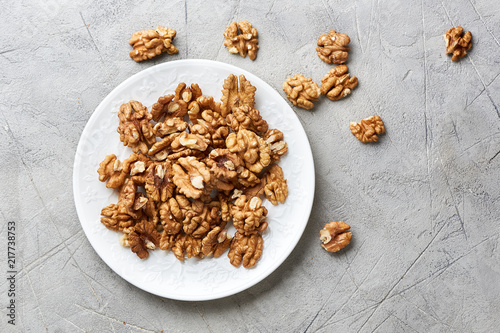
[349, 115, 385, 143]
[223, 21, 259, 60]
[444, 26, 472, 61]
[129, 27, 178, 62]
[320, 221, 352, 253]
[316, 30, 351, 64]
[283, 74, 320, 110]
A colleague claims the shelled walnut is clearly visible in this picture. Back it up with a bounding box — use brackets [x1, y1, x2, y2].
[444, 26, 472, 61]
[223, 20, 259, 60]
[320, 65, 358, 101]
[316, 30, 351, 64]
[320, 221, 352, 253]
[221, 74, 256, 117]
[228, 232, 264, 268]
[283, 74, 321, 110]
[129, 27, 178, 62]
[117, 101, 156, 154]
[349, 115, 385, 143]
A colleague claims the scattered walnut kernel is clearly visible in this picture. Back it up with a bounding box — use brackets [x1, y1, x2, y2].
[97, 74, 289, 268]
[444, 26, 472, 61]
[129, 27, 178, 62]
[349, 115, 386, 143]
[283, 74, 321, 110]
[316, 30, 351, 64]
[320, 221, 352, 253]
[320, 65, 358, 101]
[223, 21, 259, 60]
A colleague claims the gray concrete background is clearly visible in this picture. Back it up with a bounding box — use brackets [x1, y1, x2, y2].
[1, 0, 500, 332]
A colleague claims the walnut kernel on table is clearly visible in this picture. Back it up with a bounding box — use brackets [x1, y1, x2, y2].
[320, 65, 358, 101]
[129, 27, 178, 62]
[320, 221, 352, 253]
[223, 20, 259, 60]
[283, 74, 321, 110]
[350, 115, 385, 143]
[316, 30, 351, 64]
[444, 26, 472, 61]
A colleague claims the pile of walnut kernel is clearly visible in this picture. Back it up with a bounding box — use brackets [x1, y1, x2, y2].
[97, 75, 289, 268]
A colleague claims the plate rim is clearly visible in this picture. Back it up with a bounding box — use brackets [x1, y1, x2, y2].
[72, 59, 315, 301]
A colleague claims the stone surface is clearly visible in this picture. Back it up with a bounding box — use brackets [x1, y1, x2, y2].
[1, 0, 500, 332]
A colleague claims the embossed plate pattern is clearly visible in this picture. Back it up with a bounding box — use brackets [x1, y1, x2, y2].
[73, 59, 315, 301]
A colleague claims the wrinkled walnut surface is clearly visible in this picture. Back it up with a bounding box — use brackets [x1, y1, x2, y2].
[129, 27, 178, 62]
[320, 221, 352, 253]
[316, 30, 351, 64]
[320, 65, 358, 101]
[444, 26, 472, 61]
[223, 21, 259, 60]
[350, 115, 386, 143]
[283, 74, 320, 110]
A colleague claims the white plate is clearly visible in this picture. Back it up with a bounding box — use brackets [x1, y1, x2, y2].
[73, 59, 315, 301]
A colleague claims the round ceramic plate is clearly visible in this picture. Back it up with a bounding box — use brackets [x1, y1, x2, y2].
[73, 59, 315, 301]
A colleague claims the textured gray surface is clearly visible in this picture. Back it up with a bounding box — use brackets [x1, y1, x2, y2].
[1, 0, 500, 332]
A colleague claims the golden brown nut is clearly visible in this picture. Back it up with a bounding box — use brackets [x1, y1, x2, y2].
[144, 162, 174, 202]
[151, 95, 188, 122]
[228, 232, 264, 268]
[201, 227, 231, 257]
[320, 65, 358, 101]
[128, 220, 161, 259]
[175, 82, 203, 103]
[263, 129, 287, 162]
[220, 74, 256, 117]
[172, 234, 203, 261]
[188, 96, 230, 148]
[172, 156, 211, 199]
[171, 132, 209, 152]
[316, 30, 351, 64]
[320, 221, 352, 253]
[264, 164, 288, 205]
[223, 21, 259, 60]
[129, 27, 178, 62]
[444, 26, 472, 61]
[349, 115, 385, 143]
[226, 129, 271, 174]
[206, 148, 243, 182]
[117, 101, 156, 154]
[283, 74, 320, 110]
[100, 204, 135, 231]
[97, 154, 128, 189]
[226, 105, 268, 134]
[183, 200, 221, 238]
[231, 195, 268, 235]
[153, 118, 188, 137]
